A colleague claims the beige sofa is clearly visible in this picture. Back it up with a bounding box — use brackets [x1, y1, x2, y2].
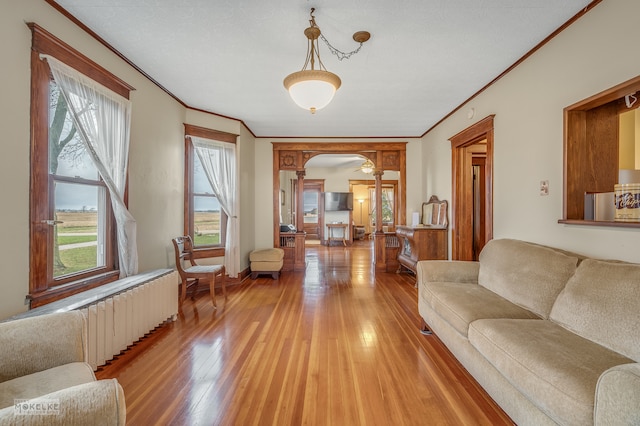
[417, 238, 640, 426]
[0, 311, 125, 425]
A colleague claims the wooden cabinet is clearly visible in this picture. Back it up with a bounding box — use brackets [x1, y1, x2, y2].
[395, 225, 448, 274]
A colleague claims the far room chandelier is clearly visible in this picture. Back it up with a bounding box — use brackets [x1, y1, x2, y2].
[360, 158, 375, 174]
[283, 8, 370, 114]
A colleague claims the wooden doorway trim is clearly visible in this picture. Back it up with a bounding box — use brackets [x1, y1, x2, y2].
[450, 115, 494, 260]
[272, 142, 407, 247]
[300, 179, 325, 241]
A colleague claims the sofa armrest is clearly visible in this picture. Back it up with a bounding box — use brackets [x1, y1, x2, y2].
[0, 379, 125, 426]
[594, 363, 640, 426]
[417, 260, 479, 284]
[0, 312, 87, 383]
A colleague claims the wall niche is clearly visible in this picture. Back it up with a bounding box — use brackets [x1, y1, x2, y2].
[561, 74, 640, 228]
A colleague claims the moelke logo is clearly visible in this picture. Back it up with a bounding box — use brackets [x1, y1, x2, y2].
[14, 399, 60, 416]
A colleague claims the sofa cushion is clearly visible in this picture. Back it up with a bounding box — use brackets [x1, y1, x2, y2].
[420, 281, 539, 337]
[550, 258, 640, 362]
[0, 362, 96, 409]
[478, 239, 580, 319]
[469, 318, 632, 426]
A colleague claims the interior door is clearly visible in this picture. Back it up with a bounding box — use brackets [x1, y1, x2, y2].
[302, 180, 324, 241]
[472, 156, 486, 260]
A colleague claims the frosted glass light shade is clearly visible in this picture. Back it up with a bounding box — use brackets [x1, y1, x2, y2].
[360, 159, 374, 173]
[283, 69, 341, 113]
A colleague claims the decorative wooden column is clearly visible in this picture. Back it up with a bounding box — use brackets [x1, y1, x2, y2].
[273, 149, 307, 272]
[295, 170, 306, 233]
[372, 169, 387, 271]
[292, 169, 307, 271]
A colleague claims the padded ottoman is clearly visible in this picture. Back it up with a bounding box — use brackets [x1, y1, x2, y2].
[250, 248, 284, 279]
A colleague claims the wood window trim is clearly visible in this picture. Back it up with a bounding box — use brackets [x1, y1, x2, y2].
[28, 23, 134, 99]
[184, 124, 237, 144]
[28, 23, 133, 307]
[560, 74, 640, 228]
[183, 124, 238, 253]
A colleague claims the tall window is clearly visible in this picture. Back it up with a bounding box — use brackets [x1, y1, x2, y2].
[192, 151, 227, 247]
[369, 186, 396, 228]
[183, 124, 237, 254]
[49, 81, 110, 278]
[28, 24, 134, 307]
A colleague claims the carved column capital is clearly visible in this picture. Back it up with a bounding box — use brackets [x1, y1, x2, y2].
[296, 170, 306, 179]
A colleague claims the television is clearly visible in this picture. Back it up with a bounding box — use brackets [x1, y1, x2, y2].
[324, 192, 353, 211]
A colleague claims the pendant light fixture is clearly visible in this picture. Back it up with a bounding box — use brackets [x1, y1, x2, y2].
[284, 8, 370, 114]
[360, 158, 375, 174]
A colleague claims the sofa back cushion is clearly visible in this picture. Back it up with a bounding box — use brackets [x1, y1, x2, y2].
[550, 258, 640, 362]
[478, 239, 580, 318]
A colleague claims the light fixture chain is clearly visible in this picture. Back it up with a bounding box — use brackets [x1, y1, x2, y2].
[319, 34, 363, 61]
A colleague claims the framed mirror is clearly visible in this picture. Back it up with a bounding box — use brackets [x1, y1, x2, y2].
[422, 195, 448, 228]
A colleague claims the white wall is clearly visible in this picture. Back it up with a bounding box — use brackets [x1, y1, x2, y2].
[238, 125, 257, 271]
[422, 0, 640, 262]
[253, 139, 424, 250]
[0, 1, 255, 318]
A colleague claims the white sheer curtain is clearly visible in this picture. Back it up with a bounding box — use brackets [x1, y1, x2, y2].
[190, 136, 240, 277]
[43, 55, 138, 278]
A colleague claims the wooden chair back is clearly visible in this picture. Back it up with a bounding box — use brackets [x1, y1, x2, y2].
[172, 235, 196, 275]
[171, 235, 226, 307]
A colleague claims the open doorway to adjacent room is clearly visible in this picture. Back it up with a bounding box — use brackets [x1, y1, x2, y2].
[350, 180, 399, 239]
[450, 115, 494, 261]
[300, 179, 324, 245]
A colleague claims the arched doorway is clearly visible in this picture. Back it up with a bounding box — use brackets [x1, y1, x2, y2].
[272, 142, 407, 271]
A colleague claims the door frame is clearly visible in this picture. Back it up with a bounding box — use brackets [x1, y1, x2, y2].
[272, 142, 407, 249]
[298, 179, 325, 241]
[450, 115, 494, 261]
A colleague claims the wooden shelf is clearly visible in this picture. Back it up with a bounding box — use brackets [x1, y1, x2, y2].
[558, 219, 640, 228]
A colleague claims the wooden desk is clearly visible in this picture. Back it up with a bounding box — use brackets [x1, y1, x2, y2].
[326, 223, 348, 246]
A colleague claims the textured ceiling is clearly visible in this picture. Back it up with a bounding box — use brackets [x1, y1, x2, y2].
[52, 0, 594, 138]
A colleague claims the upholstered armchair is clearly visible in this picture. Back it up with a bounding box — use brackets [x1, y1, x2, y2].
[352, 221, 366, 240]
[0, 311, 125, 425]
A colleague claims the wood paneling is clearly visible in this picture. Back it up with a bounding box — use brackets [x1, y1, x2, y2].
[562, 75, 640, 223]
[96, 242, 513, 425]
[565, 103, 619, 220]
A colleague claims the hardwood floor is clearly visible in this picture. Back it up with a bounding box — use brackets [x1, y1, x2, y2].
[96, 241, 514, 425]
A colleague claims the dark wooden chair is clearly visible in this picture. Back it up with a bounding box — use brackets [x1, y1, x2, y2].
[172, 235, 226, 308]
